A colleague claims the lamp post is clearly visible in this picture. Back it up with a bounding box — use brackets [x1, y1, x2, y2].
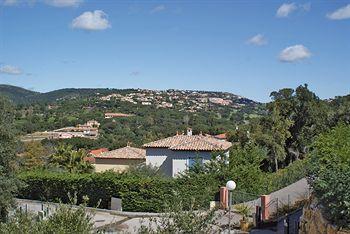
[226, 180, 236, 233]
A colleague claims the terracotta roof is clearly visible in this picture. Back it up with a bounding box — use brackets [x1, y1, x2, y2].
[96, 146, 146, 159]
[214, 133, 227, 140]
[89, 148, 109, 156]
[143, 135, 232, 151]
[84, 156, 96, 163]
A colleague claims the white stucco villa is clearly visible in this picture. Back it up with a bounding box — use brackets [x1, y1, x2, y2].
[143, 129, 232, 177]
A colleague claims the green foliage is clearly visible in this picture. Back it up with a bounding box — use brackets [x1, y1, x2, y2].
[138, 196, 217, 234]
[39, 203, 94, 233]
[267, 159, 308, 192]
[0, 85, 39, 104]
[18, 171, 175, 212]
[126, 163, 165, 178]
[0, 96, 22, 221]
[234, 204, 251, 220]
[17, 148, 308, 214]
[308, 124, 350, 228]
[21, 141, 48, 170]
[175, 144, 270, 207]
[0, 202, 94, 234]
[48, 144, 94, 173]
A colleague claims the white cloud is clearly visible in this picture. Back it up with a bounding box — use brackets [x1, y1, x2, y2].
[0, 65, 22, 75]
[276, 3, 297, 17]
[279, 45, 311, 63]
[327, 4, 350, 20]
[71, 10, 111, 31]
[44, 0, 82, 7]
[247, 34, 267, 46]
[2, 0, 18, 5]
[150, 5, 165, 14]
[300, 3, 311, 12]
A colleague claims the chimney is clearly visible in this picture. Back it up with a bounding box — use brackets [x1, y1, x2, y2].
[187, 128, 193, 136]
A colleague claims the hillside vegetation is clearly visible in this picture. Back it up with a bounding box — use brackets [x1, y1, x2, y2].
[1, 85, 264, 149]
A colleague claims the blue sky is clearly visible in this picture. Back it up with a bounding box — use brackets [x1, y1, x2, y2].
[0, 0, 349, 102]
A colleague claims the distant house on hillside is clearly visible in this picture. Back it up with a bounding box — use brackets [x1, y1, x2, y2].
[144, 129, 232, 177]
[104, 113, 135, 119]
[93, 145, 145, 172]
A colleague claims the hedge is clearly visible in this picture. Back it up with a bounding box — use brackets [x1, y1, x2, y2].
[18, 171, 175, 212]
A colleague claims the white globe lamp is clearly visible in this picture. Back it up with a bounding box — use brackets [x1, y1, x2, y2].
[226, 180, 236, 191]
[226, 180, 236, 233]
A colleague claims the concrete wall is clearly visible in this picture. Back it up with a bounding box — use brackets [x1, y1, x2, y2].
[146, 148, 212, 177]
[94, 158, 144, 173]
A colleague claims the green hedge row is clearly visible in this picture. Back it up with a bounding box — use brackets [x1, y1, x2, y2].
[18, 171, 175, 212]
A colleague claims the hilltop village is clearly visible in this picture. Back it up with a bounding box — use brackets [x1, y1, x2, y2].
[100, 89, 257, 112]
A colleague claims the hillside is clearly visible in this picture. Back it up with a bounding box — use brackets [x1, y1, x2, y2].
[0, 85, 131, 104]
[0, 85, 39, 103]
[2, 84, 265, 149]
[0, 85, 261, 110]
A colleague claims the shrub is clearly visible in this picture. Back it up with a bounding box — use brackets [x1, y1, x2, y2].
[138, 195, 218, 234]
[18, 171, 175, 212]
[0, 201, 94, 234]
[308, 124, 350, 228]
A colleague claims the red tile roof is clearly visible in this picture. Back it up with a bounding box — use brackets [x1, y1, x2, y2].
[214, 133, 227, 140]
[96, 146, 146, 159]
[143, 134, 232, 151]
[84, 157, 96, 163]
[89, 148, 109, 156]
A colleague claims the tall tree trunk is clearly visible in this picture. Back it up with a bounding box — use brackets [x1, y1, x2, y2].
[274, 157, 279, 172]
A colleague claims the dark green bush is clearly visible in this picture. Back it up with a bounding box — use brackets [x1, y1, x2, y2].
[18, 171, 175, 212]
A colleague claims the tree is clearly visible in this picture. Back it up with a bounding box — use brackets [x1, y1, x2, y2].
[308, 124, 350, 228]
[252, 106, 293, 171]
[48, 144, 94, 173]
[21, 141, 47, 169]
[269, 84, 330, 162]
[0, 96, 21, 221]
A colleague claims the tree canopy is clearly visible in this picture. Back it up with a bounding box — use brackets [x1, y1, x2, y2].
[0, 97, 21, 221]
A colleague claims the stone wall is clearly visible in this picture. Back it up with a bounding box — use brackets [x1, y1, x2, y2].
[300, 198, 350, 234]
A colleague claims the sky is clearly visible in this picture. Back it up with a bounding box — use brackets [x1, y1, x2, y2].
[0, 0, 349, 102]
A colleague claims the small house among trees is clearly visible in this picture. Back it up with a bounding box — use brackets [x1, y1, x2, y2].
[93, 145, 145, 172]
[144, 129, 232, 177]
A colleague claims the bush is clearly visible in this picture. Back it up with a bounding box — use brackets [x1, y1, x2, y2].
[0, 201, 94, 234]
[138, 195, 218, 234]
[308, 124, 350, 228]
[18, 171, 175, 212]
